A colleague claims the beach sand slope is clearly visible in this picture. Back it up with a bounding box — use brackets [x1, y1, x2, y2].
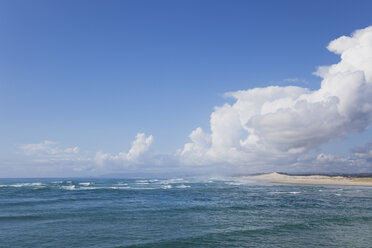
[249, 172, 372, 187]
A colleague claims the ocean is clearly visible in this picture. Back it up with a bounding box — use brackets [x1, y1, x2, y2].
[1, 177, 372, 247]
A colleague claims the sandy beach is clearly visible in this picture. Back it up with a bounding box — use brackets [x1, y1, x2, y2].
[248, 172, 372, 187]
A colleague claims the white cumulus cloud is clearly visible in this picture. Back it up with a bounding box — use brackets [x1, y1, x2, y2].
[95, 133, 154, 165]
[180, 26, 372, 171]
[15, 26, 372, 176]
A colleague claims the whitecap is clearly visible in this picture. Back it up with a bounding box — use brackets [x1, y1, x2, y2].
[225, 182, 244, 186]
[108, 186, 130, 190]
[61, 185, 76, 190]
[161, 185, 172, 189]
[75, 186, 99, 190]
[135, 180, 148, 183]
[176, 184, 190, 189]
[116, 183, 128, 186]
[11, 182, 44, 187]
[161, 178, 185, 184]
[130, 187, 156, 190]
[79, 182, 92, 186]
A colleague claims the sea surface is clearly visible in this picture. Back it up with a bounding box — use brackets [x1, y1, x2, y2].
[1, 177, 372, 247]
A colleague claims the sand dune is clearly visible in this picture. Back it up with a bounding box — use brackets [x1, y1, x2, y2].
[249, 172, 372, 187]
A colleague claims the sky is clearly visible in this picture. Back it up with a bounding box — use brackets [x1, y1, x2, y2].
[1, 0, 372, 177]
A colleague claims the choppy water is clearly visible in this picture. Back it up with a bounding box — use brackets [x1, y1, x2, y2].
[1, 177, 372, 247]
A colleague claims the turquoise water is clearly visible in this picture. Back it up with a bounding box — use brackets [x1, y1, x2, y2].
[1, 178, 372, 247]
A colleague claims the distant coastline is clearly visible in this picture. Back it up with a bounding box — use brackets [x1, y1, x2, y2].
[246, 172, 372, 187]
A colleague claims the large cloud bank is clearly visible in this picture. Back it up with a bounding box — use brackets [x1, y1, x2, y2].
[16, 26, 372, 176]
[180, 26, 372, 169]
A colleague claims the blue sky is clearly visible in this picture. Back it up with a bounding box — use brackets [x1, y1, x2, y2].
[1, 0, 372, 177]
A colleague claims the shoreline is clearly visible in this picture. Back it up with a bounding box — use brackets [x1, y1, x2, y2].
[246, 172, 372, 187]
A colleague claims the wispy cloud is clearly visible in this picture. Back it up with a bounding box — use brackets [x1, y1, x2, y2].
[282, 78, 308, 84]
[19, 140, 79, 159]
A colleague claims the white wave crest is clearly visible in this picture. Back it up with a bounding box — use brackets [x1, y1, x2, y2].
[161, 185, 172, 189]
[108, 186, 131, 189]
[79, 182, 92, 186]
[116, 183, 128, 186]
[175, 184, 191, 189]
[61, 185, 76, 190]
[9, 182, 45, 188]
